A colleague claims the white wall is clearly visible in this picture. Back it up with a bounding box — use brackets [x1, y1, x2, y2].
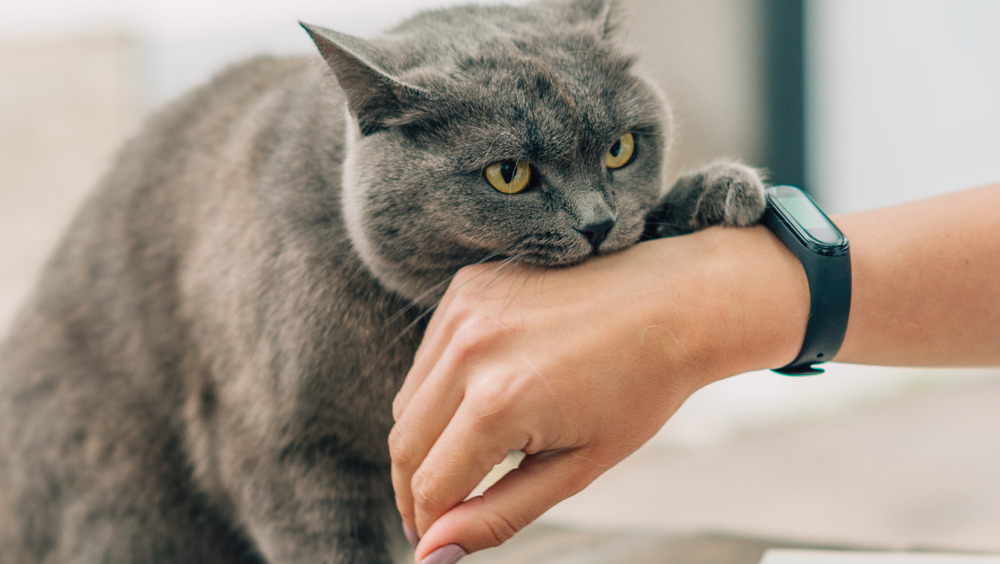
[807, 0, 1000, 213]
[0, 0, 490, 39]
[620, 0, 766, 178]
[0, 1, 533, 107]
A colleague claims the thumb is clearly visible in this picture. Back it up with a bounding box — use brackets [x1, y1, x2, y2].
[413, 451, 604, 562]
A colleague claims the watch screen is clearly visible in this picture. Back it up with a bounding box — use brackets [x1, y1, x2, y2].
[770, 186, 846, 246]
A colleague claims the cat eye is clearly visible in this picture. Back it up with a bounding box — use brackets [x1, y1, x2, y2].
[605, 132, 635, 170]
[484, 160, 532, 194]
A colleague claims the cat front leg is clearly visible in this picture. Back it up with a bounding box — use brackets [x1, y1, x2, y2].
[644, 160, 766, 239]
[221, 461, 403, 564]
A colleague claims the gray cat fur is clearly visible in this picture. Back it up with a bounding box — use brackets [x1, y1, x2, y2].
[0, 0, 763, 562]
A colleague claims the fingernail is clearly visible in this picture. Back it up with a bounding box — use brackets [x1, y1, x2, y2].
[420, 544, 466, 564]
[402, 522, 420, 547]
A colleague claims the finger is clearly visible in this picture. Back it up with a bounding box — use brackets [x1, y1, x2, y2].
[409, 391, 534, 535]
[389, 353, 468, 527]
[414, 450, 604, 561]
[393, 271, 476, 422]
[395, 261, 528, 420]
[393, 305, 459, 423]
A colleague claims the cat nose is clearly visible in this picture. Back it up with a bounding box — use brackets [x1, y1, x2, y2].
[578, 218, 614, 253]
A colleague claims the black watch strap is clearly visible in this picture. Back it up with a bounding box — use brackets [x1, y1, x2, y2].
[762, 186, 851, 376]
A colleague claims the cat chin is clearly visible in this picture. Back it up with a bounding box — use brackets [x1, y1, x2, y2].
[374, 251, 588, 307]
[506, 247, 603, 268]
[507, 232, 641, 268]
[513, 252, 591, 268]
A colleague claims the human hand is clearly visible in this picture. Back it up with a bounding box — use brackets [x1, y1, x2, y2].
[389, 228, 806, 563]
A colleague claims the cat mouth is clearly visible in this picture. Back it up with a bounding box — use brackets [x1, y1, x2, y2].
[490, 222, 640, 268]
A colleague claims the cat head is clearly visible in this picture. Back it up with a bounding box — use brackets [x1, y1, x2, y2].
[304, 0, 670, 305]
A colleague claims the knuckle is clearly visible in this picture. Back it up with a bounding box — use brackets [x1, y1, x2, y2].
[468, 374, 523, 424]
[481, 506, 522, 547]
[449, 263, 492, 292]
[410, 469, 445, 516]
[391, 394, 406, 422]
[451, 317, 505, 360]
[387, 425, 411, 466]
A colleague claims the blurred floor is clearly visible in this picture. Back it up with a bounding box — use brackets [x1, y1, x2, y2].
[540, 372, 1000, 553]
[2, 35, 998, 560]
[466, 525, 856, 564]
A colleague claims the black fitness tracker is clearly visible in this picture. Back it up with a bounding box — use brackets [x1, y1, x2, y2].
[762, 185, 851, 376]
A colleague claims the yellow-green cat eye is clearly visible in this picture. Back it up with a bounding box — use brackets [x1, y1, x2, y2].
[485, 160, 532, 194]
[605, 132, 635, 169]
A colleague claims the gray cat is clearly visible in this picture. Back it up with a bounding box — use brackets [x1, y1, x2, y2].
[0, 0, 765, 562]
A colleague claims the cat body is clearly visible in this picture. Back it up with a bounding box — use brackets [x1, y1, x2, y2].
[0, 1, 764, 562]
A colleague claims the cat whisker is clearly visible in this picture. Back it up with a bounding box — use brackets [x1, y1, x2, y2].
[501, 1, 512, 60]
[620, 0, 702, 56]
[378, 278, 448, 330]
[630, 129, 668, 138]
[378, 249, 510, 330]
[361, 250, 514, 383]
[473, 252, 529, 294]
[645, 219, 693, 229]
[360, 304, 436, 385]
[504, 260, 538, 312]
[565, 50, 617, 57]
[481, 131, 507, 173]
[615, 0, 648, 56]
[340, 259, 372, 289]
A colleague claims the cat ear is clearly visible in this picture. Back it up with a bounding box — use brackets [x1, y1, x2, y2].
[301, 22, 427, 135]
[558, 0, 618, 38]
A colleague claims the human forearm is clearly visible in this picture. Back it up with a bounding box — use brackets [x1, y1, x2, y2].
[834, 184, 1000, 366]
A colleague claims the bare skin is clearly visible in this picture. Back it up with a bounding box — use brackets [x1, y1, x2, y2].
[390, 184, 1000, 563]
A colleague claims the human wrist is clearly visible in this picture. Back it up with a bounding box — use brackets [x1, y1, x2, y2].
[676, 226, 811, 382]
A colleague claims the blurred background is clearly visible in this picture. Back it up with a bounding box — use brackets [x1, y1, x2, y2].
[1, 0, 999, 554]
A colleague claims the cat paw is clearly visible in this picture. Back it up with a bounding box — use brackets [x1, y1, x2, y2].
[684, 161, 766, 230]
[644, 160, 767, 239]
